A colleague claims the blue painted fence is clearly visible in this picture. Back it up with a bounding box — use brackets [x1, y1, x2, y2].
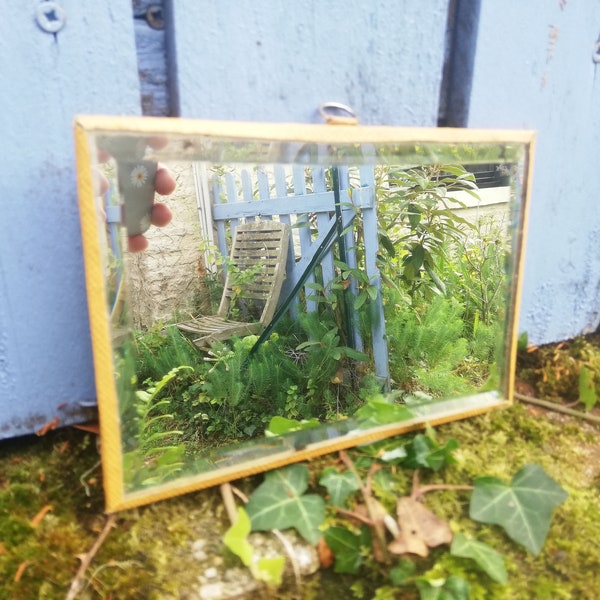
[207, 164, 389, 382]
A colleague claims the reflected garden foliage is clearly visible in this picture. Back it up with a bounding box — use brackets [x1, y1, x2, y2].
[121, 163, 510, 490]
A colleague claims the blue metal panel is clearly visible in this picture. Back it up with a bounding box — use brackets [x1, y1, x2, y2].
[170, 0, 449, 125]
[0, 3, 142, 438]
[467, 1, 600, 344]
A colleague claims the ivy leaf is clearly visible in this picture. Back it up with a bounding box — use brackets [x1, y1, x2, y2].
[450, 532, 507, 584]
[319, 468, 361, 507]
[323, 527, 364, 574]
[252, 556, 286, 586]
[379, 445, 408, 463]
[266, 416, 320, 435]
[390, 559, 416, 585]
[404, 434, 458, 472]
[223, 508, 286, 585]
[223, 507, 254, 566]
[469, 464, 568, 555]
[246, 464, 325, 545]
[416, 576, 470, 600]
[354, 395, 412, 427]
[579, 366, 597, 411]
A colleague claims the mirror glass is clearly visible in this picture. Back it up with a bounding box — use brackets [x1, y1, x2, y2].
[74, 118, 533, 511]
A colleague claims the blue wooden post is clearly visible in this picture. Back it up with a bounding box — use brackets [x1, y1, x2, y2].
[359, 166, 390, 387]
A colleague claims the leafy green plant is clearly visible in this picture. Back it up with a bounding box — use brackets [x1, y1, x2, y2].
[415, 575, 471, 599]
[518, 335, 600, 410]
[448, 216, 506, 328]
[122, 366, 189, 490]
[352, 393, 412, 428]
[578, 365, 597, 410]
[129, 317, 376, 447]
[377, 165, 477, 299]
[385, 293, 475, 397]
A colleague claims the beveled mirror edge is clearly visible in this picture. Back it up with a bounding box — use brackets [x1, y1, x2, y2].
[505, 133, 536, 406]
[73, 116, 535, 513]
[109, 395, 511, 512]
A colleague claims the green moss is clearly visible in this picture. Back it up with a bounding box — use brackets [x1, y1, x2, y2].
[3, 362, 600, 598]
[518, 334, 600, 407]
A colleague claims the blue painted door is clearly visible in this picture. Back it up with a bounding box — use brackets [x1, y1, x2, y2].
[3, 0, 599, 439]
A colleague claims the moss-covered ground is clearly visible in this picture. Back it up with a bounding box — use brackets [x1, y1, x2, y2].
[2, 338, 600, 599]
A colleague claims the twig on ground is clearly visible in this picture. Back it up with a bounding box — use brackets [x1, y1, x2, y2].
[516, 392, 600, 425]
[65, 512, 117, 600]
[333, 506, 374, 527]
[410, 469, 473, 500]
[79, 460, 101, 497]
[220, 483, 238, 524]
[339, 450, 390, 563]
[231, 485, 249, 504]
[271, 528, 302, 589]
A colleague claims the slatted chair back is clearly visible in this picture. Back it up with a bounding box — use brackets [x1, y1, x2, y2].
[218, 220, 290, 324]
[177, 220, 290, 347]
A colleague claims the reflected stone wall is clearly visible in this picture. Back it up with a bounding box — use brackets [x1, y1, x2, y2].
[126, 163, 204, 330]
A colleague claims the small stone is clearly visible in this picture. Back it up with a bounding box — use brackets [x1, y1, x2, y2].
[194, 549, 208, 561]
[203, 567, 219, 580]
[191, 539, 208, 560]
[198, 582, 224, 600]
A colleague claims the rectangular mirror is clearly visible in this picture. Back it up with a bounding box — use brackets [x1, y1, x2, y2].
[74, 117, 534, 512]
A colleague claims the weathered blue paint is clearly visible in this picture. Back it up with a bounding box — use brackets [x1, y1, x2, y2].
[4, 0, 599, 439]
[0, 3, 142, 438]
[467, 2, 600, 344]
[170, 0, 450, 125]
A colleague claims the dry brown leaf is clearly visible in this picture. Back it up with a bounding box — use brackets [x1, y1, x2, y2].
[330, 367, 344, 384]
[317, 536, 334, 568]
[36, 416, 59, 436]
[352, 499, 389, 527]
[388, 497, 453, 557]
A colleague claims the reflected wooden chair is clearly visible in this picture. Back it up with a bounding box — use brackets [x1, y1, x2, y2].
[177, 220, 290, 348]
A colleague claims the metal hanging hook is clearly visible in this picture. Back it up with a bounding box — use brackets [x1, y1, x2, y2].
[319, 102, 359, 125]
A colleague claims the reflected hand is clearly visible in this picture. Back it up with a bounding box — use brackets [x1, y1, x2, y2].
[96, 139, 176, 252]
[125, 164, 175, 252]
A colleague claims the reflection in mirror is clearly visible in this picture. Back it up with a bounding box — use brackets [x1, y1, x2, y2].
[75, 119, 533, 511]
